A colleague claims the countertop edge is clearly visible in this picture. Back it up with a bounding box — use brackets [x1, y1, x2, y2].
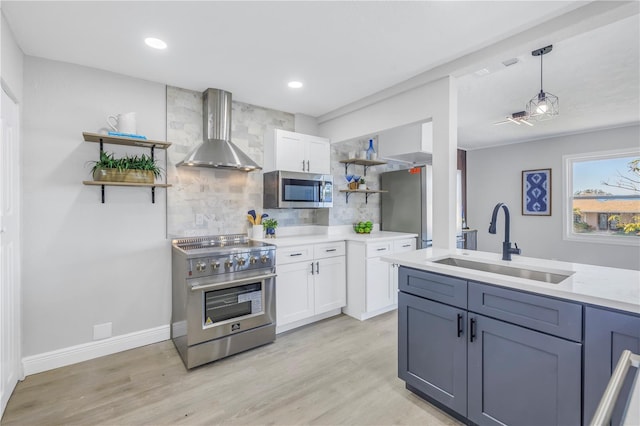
[253, 232, 418, 247]
[382, 249, 640, 316]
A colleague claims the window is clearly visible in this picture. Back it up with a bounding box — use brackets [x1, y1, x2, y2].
[564, 149, 640, 245]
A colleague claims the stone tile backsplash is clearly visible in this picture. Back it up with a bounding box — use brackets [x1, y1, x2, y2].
[166, 85, 403, 237]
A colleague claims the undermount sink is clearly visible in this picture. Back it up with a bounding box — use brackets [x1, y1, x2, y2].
[433, 257, 574, 284]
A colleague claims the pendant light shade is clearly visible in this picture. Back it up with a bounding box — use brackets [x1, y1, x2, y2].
[526, 45, 559, 121]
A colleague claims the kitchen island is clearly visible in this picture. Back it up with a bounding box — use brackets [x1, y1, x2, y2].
[382, 248, 640, 426]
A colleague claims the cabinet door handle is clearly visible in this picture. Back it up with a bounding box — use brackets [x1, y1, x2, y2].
[310, 262, 315, 275]
[457, 314, 463, 338]
[469, 317, 476, 343]
[306, 160, 310, 171]
[316, 261, 320, 274]
[302, 160, 306, 171]
[290, 253, 303, 257]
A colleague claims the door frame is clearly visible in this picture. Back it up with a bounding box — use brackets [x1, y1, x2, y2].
[1, 83, 23, 416]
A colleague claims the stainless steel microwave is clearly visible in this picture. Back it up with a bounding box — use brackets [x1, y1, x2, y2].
[263, 171, 333, 208]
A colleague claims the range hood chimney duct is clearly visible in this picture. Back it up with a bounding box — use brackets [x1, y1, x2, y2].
[177, 88, 261, 171]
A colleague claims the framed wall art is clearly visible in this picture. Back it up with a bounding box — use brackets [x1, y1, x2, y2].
[522, 168, 551, 216]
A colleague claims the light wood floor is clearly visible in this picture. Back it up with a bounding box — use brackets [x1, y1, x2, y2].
[2, 311, 460, 425]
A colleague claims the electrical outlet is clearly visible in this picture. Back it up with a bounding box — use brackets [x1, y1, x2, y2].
[93, 322, 112, 340]
[195, 214, 204, 225]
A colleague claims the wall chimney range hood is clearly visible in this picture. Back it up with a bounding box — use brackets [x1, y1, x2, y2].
[177, 88, 261, 171]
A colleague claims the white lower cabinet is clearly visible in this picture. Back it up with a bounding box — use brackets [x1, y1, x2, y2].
[276, 241, 346, 333]
[344, 237, 416, 320]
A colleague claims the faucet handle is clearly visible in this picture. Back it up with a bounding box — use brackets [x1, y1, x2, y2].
[513, 242, 521, 255]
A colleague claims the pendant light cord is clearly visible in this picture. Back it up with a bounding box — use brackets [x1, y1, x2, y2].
[540, 53, 544, 93]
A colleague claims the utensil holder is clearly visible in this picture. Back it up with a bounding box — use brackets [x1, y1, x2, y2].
[252, 224, 264, 239]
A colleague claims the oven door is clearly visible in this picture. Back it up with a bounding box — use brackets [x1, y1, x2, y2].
[186, 273, 276, 346]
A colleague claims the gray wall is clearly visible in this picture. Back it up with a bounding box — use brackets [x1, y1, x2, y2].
[21, 56, 170, 356]
[467, 125, 640, 270]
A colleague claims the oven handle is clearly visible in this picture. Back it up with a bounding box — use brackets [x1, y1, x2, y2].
[190, 273, 277, 292]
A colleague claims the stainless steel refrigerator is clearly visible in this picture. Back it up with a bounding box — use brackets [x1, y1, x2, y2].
[380, 166, 462, 249]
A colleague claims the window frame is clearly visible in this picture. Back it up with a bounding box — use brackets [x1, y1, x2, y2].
[563, 148, 640, 246]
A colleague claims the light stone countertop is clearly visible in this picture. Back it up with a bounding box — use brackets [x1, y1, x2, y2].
[253, 231, 418, 248]
[382, 248, 640, 315]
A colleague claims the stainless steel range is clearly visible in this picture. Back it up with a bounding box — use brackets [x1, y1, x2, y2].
[171, 234, 276, 369]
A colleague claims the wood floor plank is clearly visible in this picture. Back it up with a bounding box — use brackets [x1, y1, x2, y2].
[1, 312, 460, 425]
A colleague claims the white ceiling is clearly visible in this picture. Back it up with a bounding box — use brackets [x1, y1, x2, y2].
[2, 1, 639, 149]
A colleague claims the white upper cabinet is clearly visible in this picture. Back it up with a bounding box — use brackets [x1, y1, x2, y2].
[378, 121, 433, 164]
[263, 129, 331, 174]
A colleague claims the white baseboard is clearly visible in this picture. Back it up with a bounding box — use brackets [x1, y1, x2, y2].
[276, 309, 342, 334]
[22, 325, 170, 376]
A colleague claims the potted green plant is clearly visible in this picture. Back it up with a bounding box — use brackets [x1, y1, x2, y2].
[88, 151, 164, 184]
[358, 177, 366, 190]
[263, 218, 278, 238]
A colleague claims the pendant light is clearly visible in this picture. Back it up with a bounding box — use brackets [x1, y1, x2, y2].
[526, 45, 559, 121]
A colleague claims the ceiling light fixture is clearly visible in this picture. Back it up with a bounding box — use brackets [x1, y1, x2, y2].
[288, 81, 303, 89]
[526, 45, 558, 121]
[144, 37, 167, 50]
[493, 111, 534, 127]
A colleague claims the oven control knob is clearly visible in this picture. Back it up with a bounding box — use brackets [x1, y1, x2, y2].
[195, 261, 206, 272]
[237, 257, 246, 266]
[224, 259, 233, 269]
[210, 261, 220, 271]
[261, 255, 270, 264]
[249, 256, 257, 264]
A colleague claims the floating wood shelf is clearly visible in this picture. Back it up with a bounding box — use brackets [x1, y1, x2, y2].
[339, 189, 388, 204]
[82, 132, 172, 149]
[83, 181, 171, 188]
[339, 158, 387, 176]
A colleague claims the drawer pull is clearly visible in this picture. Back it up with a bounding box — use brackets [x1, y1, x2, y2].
[290, 253, 303, 257]
[376, 248, 387, 251]
[325, 248, 337, 252]
[469, 317, 476, 343]
[402, 244, 411, 248]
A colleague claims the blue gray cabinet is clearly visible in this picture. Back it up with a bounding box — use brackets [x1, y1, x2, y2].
[583, 306, 640, 425]
[467, 314, 581, 426]
[398, 266, 583, 426]
[398, 292, 467, 415]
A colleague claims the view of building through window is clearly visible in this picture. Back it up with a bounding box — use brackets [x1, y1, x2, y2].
[571, 153, 640, 239]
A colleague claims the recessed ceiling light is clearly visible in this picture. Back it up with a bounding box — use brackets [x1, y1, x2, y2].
[288, 81, 303, 89]
[145, 37, 167, 50]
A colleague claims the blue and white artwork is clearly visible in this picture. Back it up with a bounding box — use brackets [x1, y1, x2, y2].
[522, 169, 551, 216]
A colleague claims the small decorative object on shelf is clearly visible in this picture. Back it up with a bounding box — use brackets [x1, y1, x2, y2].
[366, 139, 376, 160]
[358, 177, 366, 190]
[263, 218, 278, 238]
[88, 151, 164, 184]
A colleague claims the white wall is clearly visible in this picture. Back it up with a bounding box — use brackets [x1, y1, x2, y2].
[1, 11, 24, 102]
[467, 125, 640, 270]
[21, 56, 170, 358]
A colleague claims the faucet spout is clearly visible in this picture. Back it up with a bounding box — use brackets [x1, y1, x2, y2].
[488, 202, 520, 261]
